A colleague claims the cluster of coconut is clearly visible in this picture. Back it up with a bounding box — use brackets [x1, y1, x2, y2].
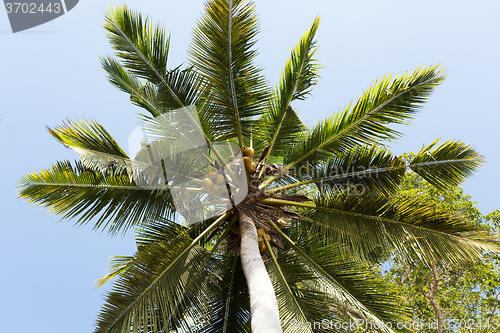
[202, 170, 227, 196]
[242, 147, 256, 174]
[258, 218, 287, 253]
[201, 146, 257, 196]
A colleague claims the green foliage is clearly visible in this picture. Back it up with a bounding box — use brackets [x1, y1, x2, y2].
[103, 6, 170, 87]
[279, 229, 411, 330]
[410, 140, 486, 190]
[256, 17, 319, 156]
[94, 220, 218, 333]
[18, 160, 175, 235]
[49, 119, 129, 158]
[383, 172, 500, 332]
[309, 190, 497, 265]
[283, 66, 446, 167]
[189, 0, 269, 146]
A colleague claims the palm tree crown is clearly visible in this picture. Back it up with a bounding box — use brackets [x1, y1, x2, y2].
[19, 1, 498, 332]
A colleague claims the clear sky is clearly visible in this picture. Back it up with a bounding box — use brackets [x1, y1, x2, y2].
[1, 0, 499, 332]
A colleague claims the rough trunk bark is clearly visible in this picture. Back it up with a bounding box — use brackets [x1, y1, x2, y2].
[239, 211, 282, 333]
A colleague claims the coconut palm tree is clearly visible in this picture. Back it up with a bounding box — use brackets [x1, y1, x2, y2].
[19, 1, 499, 332]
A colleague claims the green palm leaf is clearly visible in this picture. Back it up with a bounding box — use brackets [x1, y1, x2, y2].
[156, 67, 208, 112]
[93, 217, 230, 333]
[104, 5, 210, 115]
[96, 219, 188, 288]
[410, 139, 485, 190]
[18, 160, 174, 235]
[264, 236, 314, 333]
[49, 119, 128, 158]
[203, 253, 251, 333]
[268, 144, 406, 197]
[95, 255, 135, 288]
[48, 119, 134, 175]
[101, 56, 162, 117]
[258, 17, 319, 158]
[267, 139, 484, 198]
[271, 224, 410, 332]
[104, 6, 170, 87]
[299, 243, 410, 332]
[102, 53, 210, 134]
[309, 192, 499, 264]
[283, 65, 446, 169]
[189, 0, 269, 149]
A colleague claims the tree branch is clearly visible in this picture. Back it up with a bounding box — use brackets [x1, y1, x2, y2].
[420, 259, 443, 333]
[401, 264, 412, 284]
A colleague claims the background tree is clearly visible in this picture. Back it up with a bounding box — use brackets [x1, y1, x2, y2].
[384, 169, 500, 332]
[18, 1, 499, 332]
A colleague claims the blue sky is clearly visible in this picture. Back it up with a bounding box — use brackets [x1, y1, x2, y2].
[1, 0, 499, 332]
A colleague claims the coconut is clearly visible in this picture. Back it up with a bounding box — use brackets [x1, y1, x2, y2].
[257, 228, 265, 237]
[243, 156, 252, 167]
[259, 242, 266, 253]
[202, 177, 213, 188]
[276, 219, 287, 229]
[231, 224, 240, 235]
[215, 174, 225, 185]
[244, 147, 254, 157]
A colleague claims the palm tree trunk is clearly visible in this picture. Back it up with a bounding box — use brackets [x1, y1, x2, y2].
[239, 211, 282, 333]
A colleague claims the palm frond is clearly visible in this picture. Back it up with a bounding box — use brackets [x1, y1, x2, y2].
[268, 144, 406, 197]
[310, 192, 499, 265]
[255, 106, 304, 156]
[48, 118, 135, 175]
[104, 5, 212, 115]
[93, 217, 229, 333]
[264, 235, 315, 332]
[101, 56, 162, 117]
[95, 255, 135, 288]
[270, 223, 409, 332]
[96, 219, 190, 288]
[410, 139, 485, 190]
[157, 67, 207, 112]
[49, 119, 128, 158]
[203, 253, 251, 333]
[94, 239, 212, 333]
[258, 17, 320, 157]
[292, 237, 410, 332]
[268, 139, 484, 197]
[104, 6, 169, 87]
[18, 160, 175, 235]
[135, 217, 189, 246]
[283, 65, 446, 168]
[103, 52, 210, 134]
[189, 0, 269, 149]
